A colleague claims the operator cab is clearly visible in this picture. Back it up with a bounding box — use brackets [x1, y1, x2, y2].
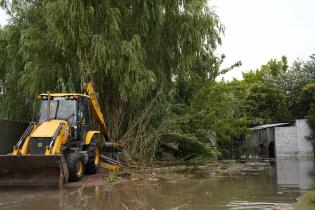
[38, 94, 94, 141]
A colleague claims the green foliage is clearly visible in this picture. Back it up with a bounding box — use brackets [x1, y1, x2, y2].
[106, 171, 118, 184]
[244, 83, 289, 126]
[190, 82, 248, 142]
[295, 190, 315, 209]
[267, 55, 315, 117]
[299, 83, 315, 142]
[0, 0, 223, 117]
[0, 24, 34, 121]
[298, 83, 315, 118]
[260, 55, 315, 147]
[260, 56, 288, 76]
[307, 104, 315, 143]
[4, 0, 314, 162]
[165, 81, 249, 160]
[0, 0, 227, 162]
[243, 56, 288, 83]
[226, 57, 291, 127]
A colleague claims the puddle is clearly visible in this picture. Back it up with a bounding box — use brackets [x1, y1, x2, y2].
[0, 158, 314, 210]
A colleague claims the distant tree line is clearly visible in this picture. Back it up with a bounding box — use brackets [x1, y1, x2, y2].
[225, 54, 315, 146]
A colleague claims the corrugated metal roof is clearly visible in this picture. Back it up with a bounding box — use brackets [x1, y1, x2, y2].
[249, 123, 291, 130]
[40, 93, 90, 98]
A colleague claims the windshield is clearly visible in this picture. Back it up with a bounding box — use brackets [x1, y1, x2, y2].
[38, 99, 77, 126]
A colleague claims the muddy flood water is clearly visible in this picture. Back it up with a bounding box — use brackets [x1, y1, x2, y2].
[0, 158, 314, 210]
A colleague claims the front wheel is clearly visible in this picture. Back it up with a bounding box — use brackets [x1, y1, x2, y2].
[66, 152, 85, 182]
[85, 138, 101, 174]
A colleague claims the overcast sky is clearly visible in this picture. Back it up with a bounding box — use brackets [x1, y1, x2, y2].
[210, 0, 315, 80]
[1, 1, 315, 80]
[0, 9, 7, 26]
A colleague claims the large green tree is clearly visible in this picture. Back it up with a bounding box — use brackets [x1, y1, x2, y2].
[244, 83, 289, 126]
[226, 57, 290, 127]
[0, 0, 224, 161]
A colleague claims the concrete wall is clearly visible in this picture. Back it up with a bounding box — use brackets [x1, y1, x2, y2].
[0, 120, 29, 155]
[275, 119, 314, 158]
[275, 125, 297, 156]
[296, 120, 314, 157]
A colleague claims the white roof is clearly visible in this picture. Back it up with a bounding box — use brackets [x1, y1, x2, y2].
[249, 123, 291, 130]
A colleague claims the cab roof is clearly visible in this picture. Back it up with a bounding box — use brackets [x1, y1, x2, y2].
[39, 93, 90, 98]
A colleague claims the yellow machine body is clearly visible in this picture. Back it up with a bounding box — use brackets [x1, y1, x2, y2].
[31, 120, 66, 138]
[0, 82, 120, 187]
[12, 120, 70, 156]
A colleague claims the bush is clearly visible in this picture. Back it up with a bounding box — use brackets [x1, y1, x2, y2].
[307, 104, 315, 142]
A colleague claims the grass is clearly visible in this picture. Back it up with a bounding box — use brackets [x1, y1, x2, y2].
[295, 190, 315, 210]
[106, 171, 118, 184]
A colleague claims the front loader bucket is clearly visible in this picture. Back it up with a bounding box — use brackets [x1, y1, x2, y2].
[0, 155, 69, 188]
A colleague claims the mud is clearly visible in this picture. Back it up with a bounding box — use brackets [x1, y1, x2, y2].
[65, 160, 271, 188]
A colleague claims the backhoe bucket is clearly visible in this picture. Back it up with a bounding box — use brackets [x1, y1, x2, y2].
[0, 155, 69, 187]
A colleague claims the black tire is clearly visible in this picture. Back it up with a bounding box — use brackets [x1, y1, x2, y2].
[66, 152, 85, 182]
[85, 137, 101, 174]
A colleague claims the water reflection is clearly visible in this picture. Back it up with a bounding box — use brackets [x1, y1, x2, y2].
[275, 157, 314, 191]
[0, 158, 314, 210]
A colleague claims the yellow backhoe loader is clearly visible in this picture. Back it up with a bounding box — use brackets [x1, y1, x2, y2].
[0, 83, 119, 187]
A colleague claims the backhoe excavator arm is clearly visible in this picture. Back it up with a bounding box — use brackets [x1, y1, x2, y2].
[83, 83, 110, 142]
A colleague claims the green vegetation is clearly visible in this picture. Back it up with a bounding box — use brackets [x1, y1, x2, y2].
[106, 171, 118, 184]
[295, 190, 315, 210]
[0, 0, 226, 162]
[1, 0, 315, 163]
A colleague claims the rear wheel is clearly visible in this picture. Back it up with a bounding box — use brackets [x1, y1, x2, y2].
[66, 152, 85, 182]
[85, 137, 101, 174]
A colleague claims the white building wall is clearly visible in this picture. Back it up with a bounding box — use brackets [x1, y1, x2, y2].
[275, 126, 297, 156]
[275, 119, 314, 158]
[296, 120, 313, 156]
